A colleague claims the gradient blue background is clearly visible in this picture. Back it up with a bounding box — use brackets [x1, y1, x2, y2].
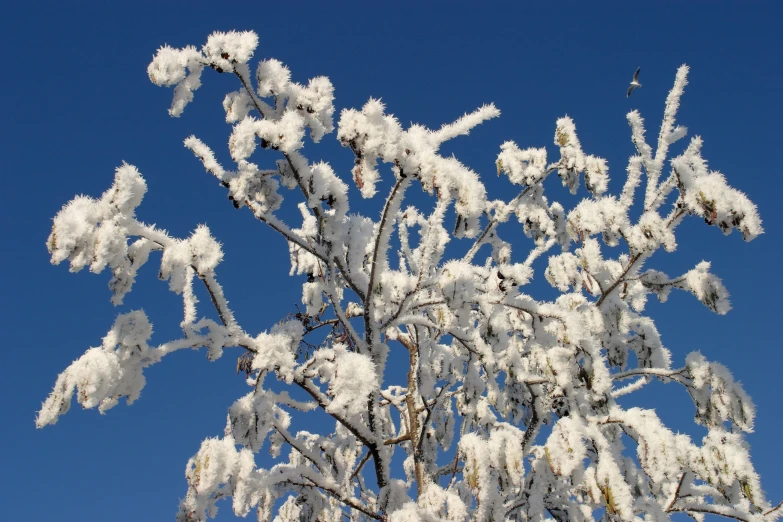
[1, 2, 781, 521]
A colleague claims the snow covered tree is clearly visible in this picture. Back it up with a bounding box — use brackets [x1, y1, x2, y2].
[38, 31, 779, 522]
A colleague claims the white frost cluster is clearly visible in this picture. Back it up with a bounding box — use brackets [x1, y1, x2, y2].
[148, 31, 258, 117]
[160, 225, 224, 294]
[337, 100, 496, 238]
[37, 311, 152, 427]
[203, 31, 259, 67]
[687, 352, 755, 431]
[673, 137, 763, 240]
[178, 434, 262, 521]
[255, 58, 335, 142]
[327, 348, 379, 417]
[250, 320, 304, 383]
[48, 163, 150, 305]
[554, 117, 609, 196]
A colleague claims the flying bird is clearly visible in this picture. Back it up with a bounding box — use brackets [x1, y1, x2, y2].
[627, 67, 642, 97]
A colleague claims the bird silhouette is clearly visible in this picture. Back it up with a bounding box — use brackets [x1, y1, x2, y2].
[627, 67, 642, 97]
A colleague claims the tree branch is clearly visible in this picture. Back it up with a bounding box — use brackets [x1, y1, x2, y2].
[665, 471, 687, 512]
[595, 253, 641, 307]
[292, 477, 382, 521]
[349, 450, 372, 482]
[383, 433, 411, 445]
[272, 421, 326, 474]
[293, 376, 375, 447]
[611, 367, 688, 383]
[521, 382, 542, 454]
[667, 503, 754, 522]
[365, 176, 410, 348]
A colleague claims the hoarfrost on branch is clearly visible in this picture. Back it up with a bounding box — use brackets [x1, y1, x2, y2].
[40, 30, 777, 522]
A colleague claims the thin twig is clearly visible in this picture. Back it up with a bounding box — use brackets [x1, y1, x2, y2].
[384, 433, 411, 445]
[292, 478, 382, 520]
[666, 471, 687, 512]
[596, 253, 640, 307]
[349, 451, 372, 483]
[612, 367, 688, 382]
[365, 177, 409, 347]
[521, 382, 542, 454]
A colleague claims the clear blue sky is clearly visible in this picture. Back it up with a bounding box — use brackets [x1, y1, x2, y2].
[1, 2, 781, 521]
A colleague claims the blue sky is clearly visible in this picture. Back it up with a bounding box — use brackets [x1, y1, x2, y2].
[1, 2, 781, 521]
